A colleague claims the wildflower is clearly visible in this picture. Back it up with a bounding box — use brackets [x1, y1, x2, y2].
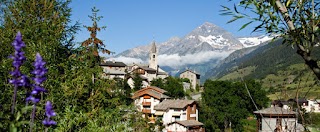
[9, 31, 28, 114]
[27, 53, 48, 104]
[42, 101, 56, 127]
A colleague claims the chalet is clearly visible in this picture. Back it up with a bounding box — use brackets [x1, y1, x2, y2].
[179, 69, 200, 90]
[154, 99, 204, 131]
[132, 86, 170, 122]
[167, 120, 204, 132]
[254, 106, 304, 132]
[100, 61, 127, 79]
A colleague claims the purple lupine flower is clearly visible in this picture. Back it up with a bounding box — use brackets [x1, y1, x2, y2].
[27, 53, 48, 104]
[42, 101, 57, 127]
[9, 31, 29, 114]
[9, 32, 27, 85]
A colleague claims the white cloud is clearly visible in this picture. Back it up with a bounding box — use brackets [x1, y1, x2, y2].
[110, 56, 145, 64]
[110, 51, 233, 68]
[158, 51, 233, 68]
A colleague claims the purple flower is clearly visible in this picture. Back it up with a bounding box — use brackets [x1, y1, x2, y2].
[27, 53, 48, 104]
[32, 53, 48, 84]
[9, 31, 29, 114]
[42, 101, 56, 127]
[9, 32, 28, 87]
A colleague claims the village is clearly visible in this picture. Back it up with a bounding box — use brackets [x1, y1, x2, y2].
[99, 42, 320, 132]
[1, 1, 320, 132]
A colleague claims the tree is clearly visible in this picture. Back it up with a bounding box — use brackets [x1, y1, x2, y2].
[200, 80, 268, 131]
[151, 78, 164, 88]
[81, 6, 111, 65]
[133, 73, 143, 91]
[221, 0, 320, 80]
[162, 77, 185, 98]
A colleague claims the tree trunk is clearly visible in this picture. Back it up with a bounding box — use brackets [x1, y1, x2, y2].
[296, 46, 320, 79]
[275, 0, 320, 80]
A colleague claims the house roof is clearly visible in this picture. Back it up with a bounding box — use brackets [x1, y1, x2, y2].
[180, 69, 200, 76]
[254, 106, 297, 116]
[175, 120, 204, 127]
[132, 86, 170, 99]
[288, 98, 308, 103]
[154, 99, 196, 111]
[100, 61, 127, 67]
[140, 66, 157, 72]
[157, 71, 168, 75]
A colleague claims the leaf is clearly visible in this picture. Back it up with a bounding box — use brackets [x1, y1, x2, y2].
[227, 16, 244, 24]
[234, 4, 239, 13]
[221, 5, 230, 11]
[239, 21, 253, 31]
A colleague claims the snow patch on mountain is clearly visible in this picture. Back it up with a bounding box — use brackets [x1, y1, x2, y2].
[198, 35, 228, 46]
[239, 35, 273, 48]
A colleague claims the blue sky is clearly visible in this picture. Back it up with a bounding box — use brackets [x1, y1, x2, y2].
[70, 0, 261, 55]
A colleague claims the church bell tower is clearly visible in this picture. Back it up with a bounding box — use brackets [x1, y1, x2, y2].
[149, 41, 158, 70]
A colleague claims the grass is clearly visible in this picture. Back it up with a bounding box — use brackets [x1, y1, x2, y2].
[219, 66, 256, 81]
[242, 118, 256, 132]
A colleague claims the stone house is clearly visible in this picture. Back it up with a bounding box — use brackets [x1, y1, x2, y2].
[179, 70, 200, 90]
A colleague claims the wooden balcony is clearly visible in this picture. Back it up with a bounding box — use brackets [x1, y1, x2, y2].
[142, 109, 151, 114]
[142, 102, 151, 106]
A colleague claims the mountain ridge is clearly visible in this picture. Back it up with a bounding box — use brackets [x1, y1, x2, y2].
[113, 22, 273, 78]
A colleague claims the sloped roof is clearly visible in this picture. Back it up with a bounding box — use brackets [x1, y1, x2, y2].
[140, 66, 157, 72]
[157, 71, 168, 75]
[154, 100, 196, 111]
[175, 120, 204, 127]
[180, 69, 200, 76]
[254, 106, 297, 116]
[100, 61, 126, 67]
[132, 86, 170, 99]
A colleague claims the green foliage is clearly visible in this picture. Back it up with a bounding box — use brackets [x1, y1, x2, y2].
[179, 78, 190, 83]
[162, 76, 185, 98]
[0, 1, 144, 131]
[55, 105, 151, 132]
[200, 80, 268, 131]
[195, 84, 200, 92]
[133, 73, 143, 91]
[151, 77, 186, 98]
[151, 78, 164, 88]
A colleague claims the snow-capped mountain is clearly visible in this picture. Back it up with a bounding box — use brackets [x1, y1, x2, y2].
[113, 22, 270, 76]
[238, 35, 273, 48]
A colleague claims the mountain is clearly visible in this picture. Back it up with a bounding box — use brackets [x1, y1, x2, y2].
[113, 22, 272, 78]
[204, 38, 320, 81]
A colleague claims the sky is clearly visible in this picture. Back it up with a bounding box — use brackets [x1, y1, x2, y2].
[70, 0, 261, 56]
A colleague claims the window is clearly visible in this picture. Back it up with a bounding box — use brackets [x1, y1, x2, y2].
[153, 55, 155, 58]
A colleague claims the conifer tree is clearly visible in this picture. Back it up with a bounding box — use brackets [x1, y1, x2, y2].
[81, 7, 111, 65]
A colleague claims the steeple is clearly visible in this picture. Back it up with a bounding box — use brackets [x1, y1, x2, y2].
[149, 41, 158, 70]
[150, 41, 157, 53]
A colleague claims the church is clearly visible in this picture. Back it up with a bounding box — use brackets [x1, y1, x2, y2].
[126, 41, 169, 88]
[100, 41, 168, 88]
